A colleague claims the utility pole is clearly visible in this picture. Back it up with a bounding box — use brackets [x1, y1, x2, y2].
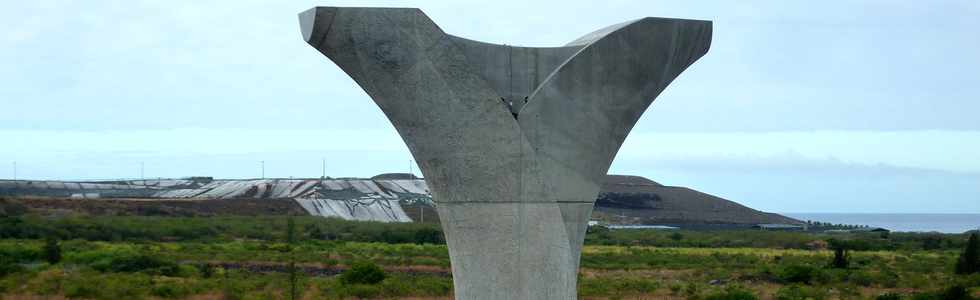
[321, 158, 326, 178]
[261, 161, 265, 179]
[420, 204, 424, 223]
[409, 160, 413, 176]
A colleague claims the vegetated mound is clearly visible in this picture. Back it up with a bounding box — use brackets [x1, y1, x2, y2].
[596, 175, 801, 225]
[370, 173, 419, 180]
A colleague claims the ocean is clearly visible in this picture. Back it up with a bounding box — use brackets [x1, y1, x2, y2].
[784, 213, 980, 234]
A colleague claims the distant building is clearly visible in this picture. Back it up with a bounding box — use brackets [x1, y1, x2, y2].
[753, 223, 804, 231]
[607, 225, 679, 230]
[848, 227, 890, 233]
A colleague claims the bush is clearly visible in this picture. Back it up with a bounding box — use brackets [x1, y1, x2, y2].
[778, 265, 820, 284]
[345, 284, 383, 298]
[340, 261, 386, 285]
[93, 254, 181, 276]
[0, 246, 36, 276]
[151, 283, 193, 298]
[43, 238, 61, 264]
[876, 292, 903, 300]
[939, 285, 972, 300]
[775, 284, 828, 300]
[64, 282, 101, 299]
[0, 258, 24, 277]
[906, 286, 975, 300]
[0, 199, 27, 217]
[706, 285, 758, 300]
[848, 270, 875, 287]
[414, 227, 443, 244]
[685, 282, 703, 299]
[579, 276, 660, 297]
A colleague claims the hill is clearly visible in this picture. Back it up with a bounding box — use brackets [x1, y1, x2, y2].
[595, 175, 801, 225]
[0, 174, 798, 226]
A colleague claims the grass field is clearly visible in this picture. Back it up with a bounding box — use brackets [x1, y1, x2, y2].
[1, 214, 978, 299]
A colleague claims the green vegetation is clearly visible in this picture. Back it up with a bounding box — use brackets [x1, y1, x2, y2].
[340, 261, 386, 285]
[0, 214, 978, 299]
[42, 237, 60, 264]
[956, 232, 980, 275]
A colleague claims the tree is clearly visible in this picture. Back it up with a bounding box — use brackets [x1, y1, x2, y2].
[43, 238, 61, 264]
[954, 232, 979, 275]
[832, 247, 849, 269]
[827, 239, 850, 269]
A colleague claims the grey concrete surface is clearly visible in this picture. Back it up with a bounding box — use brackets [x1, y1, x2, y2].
[300, 7, 711, 299]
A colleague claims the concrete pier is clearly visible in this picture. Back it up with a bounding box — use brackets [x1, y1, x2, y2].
[299, 7, 711, 299]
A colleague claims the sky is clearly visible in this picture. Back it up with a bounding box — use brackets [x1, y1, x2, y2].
[1, 1, 978, 213]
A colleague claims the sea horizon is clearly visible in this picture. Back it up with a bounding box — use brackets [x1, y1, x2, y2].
[783, 212, 980, 234]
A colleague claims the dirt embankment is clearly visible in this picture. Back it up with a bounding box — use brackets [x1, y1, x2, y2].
[2, 197, 307, 217]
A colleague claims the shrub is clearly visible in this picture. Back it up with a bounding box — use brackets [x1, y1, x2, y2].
[684, 282, 703, 299]
[340, 261, 386, 285]
[848, 270, 875, 287]
[778, 264, 820, 284]
[43, 238, 61, 264]
[836, 284, 861, 299]
[197, 263, 215, 278]
[579, 276, 659, 297]
[939, 285, 972, 300]
[414, 227, 443, 244]
[876, 292, 903, 300]
[93, 254, 181, 276]
[64, 282, 101, 299]
[0, 199, 27, 217]
[775, 284, 828, 300]
[151, 284, 189, 298]
[706, 285, 758, 300]
[922, 235, 944, 250]
[0, 258, 24, 277]
[346, 284, 382, 298]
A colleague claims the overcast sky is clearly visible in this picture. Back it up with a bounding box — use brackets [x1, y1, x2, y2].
[2, 1, 978, 213]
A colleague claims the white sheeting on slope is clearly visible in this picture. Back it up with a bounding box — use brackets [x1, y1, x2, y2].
[294, 197, 411, 222]
[2, 178, 432, 223]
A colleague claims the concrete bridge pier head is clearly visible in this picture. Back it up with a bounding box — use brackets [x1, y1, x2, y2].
[299, 6, 711, 299]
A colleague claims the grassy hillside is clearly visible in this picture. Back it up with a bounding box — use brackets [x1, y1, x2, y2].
[1, 214, 979, 299]
[596, 175, 801, 225]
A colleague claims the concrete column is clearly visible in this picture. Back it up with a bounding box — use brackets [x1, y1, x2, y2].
[299, 7, 711, 299]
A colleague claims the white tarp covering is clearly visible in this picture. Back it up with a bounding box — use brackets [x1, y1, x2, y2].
[294, 198, 411, 222]
[2, 177, 433, 223]
[376, 180, 406, 194]
[390, 179, 428, 194]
